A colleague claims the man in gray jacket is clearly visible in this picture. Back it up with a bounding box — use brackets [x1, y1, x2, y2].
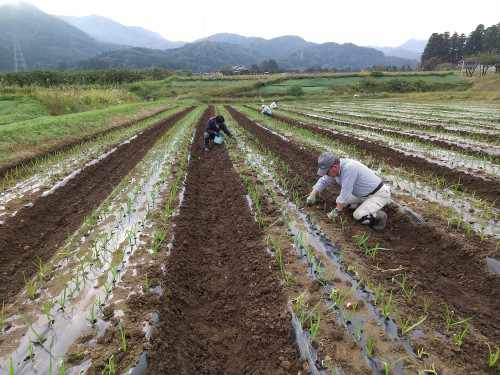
[306, 152, 390, 230]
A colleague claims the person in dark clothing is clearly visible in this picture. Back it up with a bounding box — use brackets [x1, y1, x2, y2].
[204, 115, 235, 151]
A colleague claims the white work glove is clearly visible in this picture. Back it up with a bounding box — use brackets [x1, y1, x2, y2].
[306, 194, 317, 206]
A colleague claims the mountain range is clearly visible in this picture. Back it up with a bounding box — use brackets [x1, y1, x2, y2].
[369, 39, 427, 61]
[0, 2, 424, 73]
[59, 15, 185, 50]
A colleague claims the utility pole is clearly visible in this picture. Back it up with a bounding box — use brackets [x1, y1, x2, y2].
[13, 35, 28, 72]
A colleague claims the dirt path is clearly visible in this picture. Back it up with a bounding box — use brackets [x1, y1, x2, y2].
[146, 108, 304, 374]
[0, 108, 193, 302]
[226, 105, 500, 374]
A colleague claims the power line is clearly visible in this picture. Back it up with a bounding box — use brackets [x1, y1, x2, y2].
[13, 35, 28, 72]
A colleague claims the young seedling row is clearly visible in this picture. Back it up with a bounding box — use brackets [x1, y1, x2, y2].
[1, 101, 498, 375]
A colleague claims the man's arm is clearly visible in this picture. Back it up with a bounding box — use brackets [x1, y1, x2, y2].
[312, 175, 335, 195]
[221, 124, 234, 138]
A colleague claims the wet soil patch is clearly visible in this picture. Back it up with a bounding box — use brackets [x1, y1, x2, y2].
[147, 107, 303, 374]
[0, 107, 193, 302]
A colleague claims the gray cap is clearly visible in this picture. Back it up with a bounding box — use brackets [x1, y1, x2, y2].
[317, 152, 337, 176]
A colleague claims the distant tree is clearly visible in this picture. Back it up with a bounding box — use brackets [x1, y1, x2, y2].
[288, 84, 304, 96]
[250, 64, 261, 74]
[465, 24, 485, 56]
[422, 33, 439, 65]
[219, 65, 234, 76]
[261, 60, 270, 73]
[449, 32, 461, 64]
[267, 59, 279, 73]
[400, 63, 412, 72]
[422, 56, 444, 71]
[422, 33, 450, 65]
[484, 23, 500, 52]
[477, 51, 500, 74]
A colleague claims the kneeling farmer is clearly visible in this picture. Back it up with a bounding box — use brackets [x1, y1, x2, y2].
[306, 152, 390, 230]
[204, 115, 235, 151]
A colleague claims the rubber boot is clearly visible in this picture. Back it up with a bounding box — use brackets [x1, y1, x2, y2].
[204, 137, 210, 151]
[373, 211, 387, 230]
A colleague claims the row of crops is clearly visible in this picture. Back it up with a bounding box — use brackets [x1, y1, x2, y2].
[221, 103, 499, 374]
[0, 100, 499, 374]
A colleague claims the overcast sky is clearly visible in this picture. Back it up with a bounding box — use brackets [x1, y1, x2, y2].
[2, 0, 499, 47]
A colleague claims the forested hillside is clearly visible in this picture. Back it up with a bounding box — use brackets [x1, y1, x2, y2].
[421, 22, 500, 72]
[0, 2, 123, 71]
[0, 2, 497, 74]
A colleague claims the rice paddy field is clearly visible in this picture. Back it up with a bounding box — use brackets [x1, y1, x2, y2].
[0, 98, 499, 375]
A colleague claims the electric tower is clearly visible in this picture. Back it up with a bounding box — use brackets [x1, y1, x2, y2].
[13, 35, 28, 72]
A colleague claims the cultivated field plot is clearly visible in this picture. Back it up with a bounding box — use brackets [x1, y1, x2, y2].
[0, 100, 499, 375]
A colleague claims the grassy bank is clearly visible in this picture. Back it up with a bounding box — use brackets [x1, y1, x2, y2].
[0, 100, 175, 171]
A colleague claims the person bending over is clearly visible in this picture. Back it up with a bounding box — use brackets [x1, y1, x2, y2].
[261, 105, 272, 116]
[306, 152, 390, 230]
[204, 115, 235, 151]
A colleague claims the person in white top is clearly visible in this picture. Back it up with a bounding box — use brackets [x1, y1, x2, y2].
[270, 101, 278, 109]
[306, 152, 391, 230]
[261, 104, 272, 116]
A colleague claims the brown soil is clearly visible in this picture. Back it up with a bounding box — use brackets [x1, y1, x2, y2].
[0, 107, 192, 301]
[1, 103, 499, 375]
[226, 105, 500, 375]
[0, 106, 305, 375]
[269, 108, 500, 207]
[145, 108, 304, 374]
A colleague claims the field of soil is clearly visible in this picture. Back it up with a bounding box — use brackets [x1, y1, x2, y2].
[0, 101, 499, 375]
[227, 105, 500, 374]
